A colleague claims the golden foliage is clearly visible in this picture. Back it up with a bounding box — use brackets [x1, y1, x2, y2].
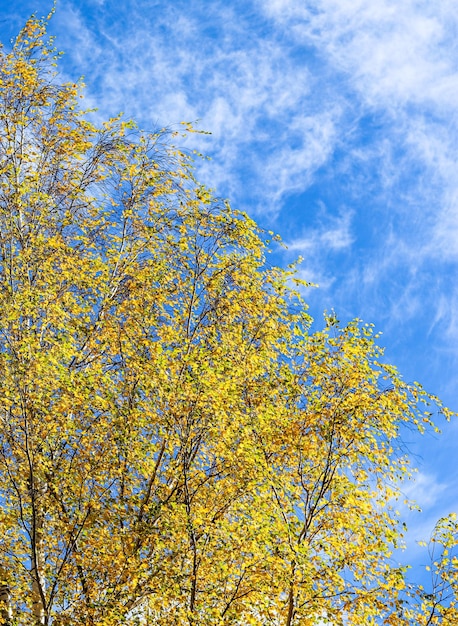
[0, 15, 455, 626]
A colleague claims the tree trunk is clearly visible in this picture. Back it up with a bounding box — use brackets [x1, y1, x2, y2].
[31, 478, 46, 625]
[0, 565, 12, 625]
[285, 561, 296, 626]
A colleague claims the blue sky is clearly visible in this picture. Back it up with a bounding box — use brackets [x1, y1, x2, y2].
[2, 0, 458, 587]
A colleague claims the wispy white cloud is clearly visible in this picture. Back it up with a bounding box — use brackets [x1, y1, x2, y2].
[250, 0, 458, 378]
[46, 0, 348, 215]
[262, 0, 458, 107]
[398, 468, 458, 563]
[430, 289, 458, 344]
[402, 471, 448, 513]
[286, 207, 354, 254]
[261, 0, 458, 254]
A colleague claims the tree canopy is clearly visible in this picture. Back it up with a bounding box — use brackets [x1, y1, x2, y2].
[0, 15, 456, 626]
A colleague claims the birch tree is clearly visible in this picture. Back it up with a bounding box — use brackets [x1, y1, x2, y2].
[0, 15, 455, 626]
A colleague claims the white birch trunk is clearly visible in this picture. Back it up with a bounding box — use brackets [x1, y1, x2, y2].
[31, 479, 46, 626]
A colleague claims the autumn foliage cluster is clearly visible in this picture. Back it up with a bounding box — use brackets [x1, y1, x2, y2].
[0, 16, 456, 626]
